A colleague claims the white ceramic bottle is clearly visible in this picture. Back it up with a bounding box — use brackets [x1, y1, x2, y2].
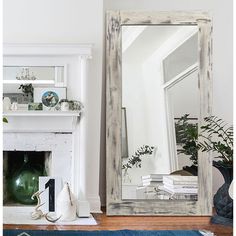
[3, 97, 11, 111]
[56, 183, 77, 221]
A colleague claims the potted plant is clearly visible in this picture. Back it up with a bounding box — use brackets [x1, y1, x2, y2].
[176, 115, 233, 225]
[18, 83, 34, 102]
[198, 116, 233, 226]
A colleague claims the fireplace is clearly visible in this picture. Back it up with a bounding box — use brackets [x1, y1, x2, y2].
[3, 44, 101, 223]
[3, 131, 76, 220]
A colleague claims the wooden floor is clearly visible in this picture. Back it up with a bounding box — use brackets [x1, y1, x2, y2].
[4, 210, 233, 236]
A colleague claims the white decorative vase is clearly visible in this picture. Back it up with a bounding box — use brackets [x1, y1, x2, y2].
[3, 97, 11, 111]
[61, 102, 70, 111]
[11, 102, 18, 111]
[56, 183, 77, 221]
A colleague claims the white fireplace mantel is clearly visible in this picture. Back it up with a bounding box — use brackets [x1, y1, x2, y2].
[3, 44, 101, 219]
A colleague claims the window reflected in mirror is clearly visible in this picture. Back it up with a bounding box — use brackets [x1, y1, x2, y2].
[121, 25, 199, 200]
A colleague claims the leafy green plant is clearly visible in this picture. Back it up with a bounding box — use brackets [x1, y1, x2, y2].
[3, 117, 8, 123]
[18, 84, 34, 97]
[175, 114, 198, 165]
[122, 145, 155, 170]
[198, 116, 233, 165]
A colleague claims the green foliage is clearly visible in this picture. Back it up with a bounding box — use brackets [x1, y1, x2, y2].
[3, 117, 8, 123]
[18, 84, 34, 97]
[175, 114, 198, 165]
[198, 116, 233, 165]
[175, 115, 233, 166]
[122, 145, 155, 170]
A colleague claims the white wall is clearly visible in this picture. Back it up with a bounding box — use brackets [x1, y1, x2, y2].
[3, 0, 103, 210]
[3, 0, 233, 207]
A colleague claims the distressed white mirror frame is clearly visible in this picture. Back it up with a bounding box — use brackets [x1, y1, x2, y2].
[106, 11, 212, 215]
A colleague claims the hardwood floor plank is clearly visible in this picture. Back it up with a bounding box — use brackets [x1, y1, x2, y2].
[3, 210, 233, 236]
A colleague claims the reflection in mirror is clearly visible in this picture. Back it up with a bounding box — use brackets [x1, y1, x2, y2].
[3, 66, 65, 98]
[121, 25, 199, 200]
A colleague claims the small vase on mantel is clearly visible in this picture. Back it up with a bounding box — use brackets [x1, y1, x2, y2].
[211, 161, 233, 226]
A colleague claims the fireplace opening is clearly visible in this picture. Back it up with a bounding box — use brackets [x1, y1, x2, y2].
[3, 151, 52, 206]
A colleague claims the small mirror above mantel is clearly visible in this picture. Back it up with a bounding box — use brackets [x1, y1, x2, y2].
[3, 43, 92, 119]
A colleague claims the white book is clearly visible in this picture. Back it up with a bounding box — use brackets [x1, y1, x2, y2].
[142, 182, 160, 187]
[159, 185, 196, 195]
[142, 178, 163, 182]
[164, 183, 198, 189]
[163, 175, 198, 185]
[162, 185, 198, 194]
[142, 174, 168, 180]
[142, 179, 162, 184]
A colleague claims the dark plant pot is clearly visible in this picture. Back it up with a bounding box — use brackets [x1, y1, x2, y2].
[183, 165, 198, 176]
[211, 161, 233, 226]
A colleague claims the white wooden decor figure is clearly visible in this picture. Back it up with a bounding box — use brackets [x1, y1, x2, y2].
[56, 182, 77, 221]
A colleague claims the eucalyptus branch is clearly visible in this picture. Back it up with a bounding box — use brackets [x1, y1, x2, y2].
[122, 145, 155, 170]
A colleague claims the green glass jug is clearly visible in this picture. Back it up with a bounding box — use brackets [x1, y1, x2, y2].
[8, 153, 44, 205]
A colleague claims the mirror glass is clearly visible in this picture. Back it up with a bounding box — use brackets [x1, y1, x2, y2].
[3, 66, 60, 81]
[121, 25, 199, 200]
[3, 66, 65, 96]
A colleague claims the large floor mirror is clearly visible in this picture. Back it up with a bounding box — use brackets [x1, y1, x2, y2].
[106, 11, 212, 215]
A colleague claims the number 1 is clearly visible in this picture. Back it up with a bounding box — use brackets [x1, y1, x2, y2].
[45, 179, 55, 212]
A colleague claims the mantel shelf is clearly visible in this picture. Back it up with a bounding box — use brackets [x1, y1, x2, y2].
[3, 110, 81, 117]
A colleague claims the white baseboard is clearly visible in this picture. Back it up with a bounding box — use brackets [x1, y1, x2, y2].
[87, 196, 102, 213]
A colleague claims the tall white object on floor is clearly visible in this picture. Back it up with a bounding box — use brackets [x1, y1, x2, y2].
[77, 200, 90, 217]
[56, 183, 77, 221]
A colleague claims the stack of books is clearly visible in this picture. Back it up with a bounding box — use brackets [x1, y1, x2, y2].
[160, 175, 198, 200]
[141, 174, 165, 187]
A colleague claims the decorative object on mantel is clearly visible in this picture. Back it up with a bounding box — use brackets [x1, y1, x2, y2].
[34, 87, 66, 110]
[10, 102, 18, 111]
[18, 83, 34, 102]
[59, 99, 84, 112]
[3, 97, 11, 111]
[28, 102, 43, 111]
[59, 99, 70, 111]
[198, 116, 233, 226]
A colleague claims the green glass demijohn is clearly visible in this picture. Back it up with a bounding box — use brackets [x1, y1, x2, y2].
[8, 153, 43, 205]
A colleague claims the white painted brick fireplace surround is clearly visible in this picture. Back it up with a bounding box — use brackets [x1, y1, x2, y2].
[3, 44, 101, 220]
